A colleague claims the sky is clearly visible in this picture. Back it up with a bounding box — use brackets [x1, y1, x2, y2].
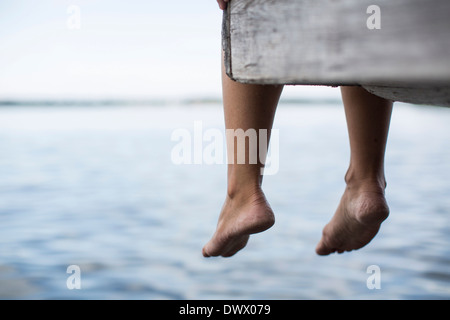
[0, 0, 341, 100]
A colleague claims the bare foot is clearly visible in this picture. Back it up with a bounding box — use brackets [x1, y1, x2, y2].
[316, 182, 389, 255]
[202, 188, 275, 258]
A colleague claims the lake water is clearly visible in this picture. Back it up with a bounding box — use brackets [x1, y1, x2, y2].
[0, 102, 449, 300]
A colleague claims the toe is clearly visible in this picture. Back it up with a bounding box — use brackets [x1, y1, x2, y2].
[315, 226, 337, 255]
[202, 246, 210, 258]
[202, 240, 221, 258]
[315, 238, 333, 256]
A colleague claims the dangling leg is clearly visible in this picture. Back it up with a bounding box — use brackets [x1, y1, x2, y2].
[202, 57, 283, 257]
[316, 86, 393, 255]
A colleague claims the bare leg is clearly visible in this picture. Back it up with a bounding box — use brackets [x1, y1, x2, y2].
[202, 58, 283, 257]
[316, 86, 393, 255]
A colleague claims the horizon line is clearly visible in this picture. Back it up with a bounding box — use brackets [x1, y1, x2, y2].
[0, 96, 342, 107]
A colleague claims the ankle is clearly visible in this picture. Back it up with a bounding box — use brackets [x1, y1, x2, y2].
[344, 169, 387, 193]
[227, 168, 263, 200]
[227, 182, 263, 201]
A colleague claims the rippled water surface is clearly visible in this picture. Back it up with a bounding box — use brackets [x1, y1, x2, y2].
[0, 102, 449, 299]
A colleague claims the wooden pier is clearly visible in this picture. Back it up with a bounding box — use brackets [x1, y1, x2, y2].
[223, 0, 450, 107]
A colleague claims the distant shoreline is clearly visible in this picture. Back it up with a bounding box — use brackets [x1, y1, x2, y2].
[0, 97, 343, 107]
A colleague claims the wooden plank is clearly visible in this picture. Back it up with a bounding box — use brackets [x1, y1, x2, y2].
[225, 0, 450, 85]
[224, 0, 450, 106]
[362, 84, 450, 107]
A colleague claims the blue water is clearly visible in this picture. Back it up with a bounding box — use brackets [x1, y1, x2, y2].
[0, 102, 449, 299]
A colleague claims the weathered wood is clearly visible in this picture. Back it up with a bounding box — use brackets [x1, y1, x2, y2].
[224, 0, 450, 107]
[362, 84, 450, 107]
